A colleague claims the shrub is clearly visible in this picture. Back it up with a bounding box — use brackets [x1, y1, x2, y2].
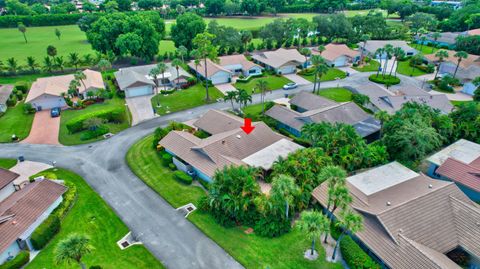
[199, 179, 210, 190]
[340, 236, 380, 269]
[89, 266, 102, 269]
[368, 74, 400, 86]
[194, 129, 210, 138]
[23, 103, 36, 114]
[6, 95, 17, 107]
[79, 125, 109, 141]
[15, 91, 23, 101]
[173, 170, 192, 185]
[65, 108, 124, 133]
[168, 163, 176, 170]
[352, 93, 370, 106]
[30, 215, 61, 250]
[14, 82, 28, 94]
[0, 251, 30, 269]
[235, 73, 264, 83]
[161, 153, 173, 166]
[254, 216, 291, 237]
[52, 181, 77, 218]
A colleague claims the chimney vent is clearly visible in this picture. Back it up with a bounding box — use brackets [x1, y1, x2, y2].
[386, 201, 391, 206]
[236, 135, 241, 139]
[428, 184, 433, 189]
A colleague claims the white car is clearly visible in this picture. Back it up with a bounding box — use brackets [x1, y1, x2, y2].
[283, 82, 298, 90]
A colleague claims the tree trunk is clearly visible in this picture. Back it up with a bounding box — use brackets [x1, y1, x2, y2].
[311, 239, 315, 255]
[389, 58, 396, 77]
[331, 233, 344, 260]
[313, 72, 318, 93]
[453, 60, 461, 79]
[382, 58, 389, 77]
[285, 200, 289, 219]
[176, 68, 179, 85]
[317, 76, 322, 93]
[230, 100, 235, 111]
[434, 62, 441, 79]
[324, 205, 337, 243]
[23, 33, 27, 43]
[163, 73, 166, 91]
[204, 58, 210, 101]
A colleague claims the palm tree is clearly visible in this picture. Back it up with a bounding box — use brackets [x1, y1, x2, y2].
[310, 55, 324, 93]
[299, 48, 311, 69]
[149, 67, 160, 93]
[317, 45, 326, 54]
[6, 57, 18, 73]
[410, 53, 423, 77]
[157, 62, 168, 92]
[68, 53, 80, 70]
[453, 51, 468, 79]
[55, 28, 61, 40]
[82, 54, 93, 66]
[312, 56, 329, 94]
[359, 34, 370, 63]
[389, 47, 405, 77]
[69, 79, 80, 96]
[271, 174, 299, 219]
[375, 48, 384, 77]
[55, 233, 94, 269]
[240, 30, 253, 53]
[296, 210, 330, 256]
[332, 210, 363, 260]
[74, 71, 87, 92]
[171, 58, 183, 85]
[193, 32, 219, 102]
[43, 56, 54, 72]
[236, 88, 252, 110]
[47, 45, 57, 60]
[26, 56, 39, 72]
[431, 32, 441, 53]
[255, 79, 270, 115]
[190, 49, 201, 80]
[382, 44, 394, 77]
[176, 45, 188, 63]
[434, 49, 449, 79]
[223, 90, 238, 111]
[55, 56, 65, 72]
[18, 23, 27, 43]
[97, 59, 111, 72]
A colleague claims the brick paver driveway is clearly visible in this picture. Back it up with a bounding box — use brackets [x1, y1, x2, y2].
[21, 110, 60, 145]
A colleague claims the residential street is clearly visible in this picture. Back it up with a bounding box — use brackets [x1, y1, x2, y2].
[0, 72, 430, 269]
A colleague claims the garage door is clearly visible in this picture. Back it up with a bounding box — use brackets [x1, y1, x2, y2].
[31, 95, 66, 110]
[334, 56, 347, 67]
[126, 85, 153, 98]
[279, 65, 296, 74]
[210, 72, 230, 85]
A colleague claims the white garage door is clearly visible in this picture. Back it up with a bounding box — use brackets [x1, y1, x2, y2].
[334, 56, 348, 67]
[31, 95, 66, 110]
[126, 85, 153, 98]
[210, 72, 230, 85]
[279, 65, 296, 74]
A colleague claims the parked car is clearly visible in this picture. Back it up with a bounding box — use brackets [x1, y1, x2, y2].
[283, 82, 298, 90]
[50, 107, 61, 117]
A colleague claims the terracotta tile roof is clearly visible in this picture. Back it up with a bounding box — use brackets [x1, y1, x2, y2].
[312, 162, 480, 269]
[26, 69, 104, 103]
[0, 168, 19, 190]
[436, 157, 480, 193]
[0, 180, 66, 254]
[311, 44, 359, 62]
[467, 28, 480, 36]
[424, 49, 480, 69]
[251, 48, 305, 68]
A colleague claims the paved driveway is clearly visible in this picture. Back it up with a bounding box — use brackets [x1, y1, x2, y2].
[10, 160, 52, 187]
[21, 110, 60, 145]
[283, 73, 312, 85]
[215, 83, 236, 95]
[126, 95, 156, 126]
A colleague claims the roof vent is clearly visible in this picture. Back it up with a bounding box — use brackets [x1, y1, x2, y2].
[236, 135, 241, 139]
[428, 184, 433, 189]
[221, 140, 225, 144]
[386, 201, 391, 206]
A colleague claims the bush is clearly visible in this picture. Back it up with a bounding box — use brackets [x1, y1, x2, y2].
[66, 108, 124, 133]
[194, 129, 210, 138]
[254, 216, 291, 237]
[235, 73, 264, 83]
[199, 179, 211, 190]
[23, 103, 36, 114]
[161, 153, 173, 166]
[15, 91, 23, 101]
[368, 74, 400, 86]
[6, 95, 17, 107]
[340, 236, 380, 269]
[89, 266, 102, 269]
[0, 251, 30, 269]
[173, 171, 192, 185]
[168, 163, 176, 170]
[14, 82, 28, 94]
[51, 181, 77, 218]
[30, 215, 61, 250]
[79, 125, 109, 141]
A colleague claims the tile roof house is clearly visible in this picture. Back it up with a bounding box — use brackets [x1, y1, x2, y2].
[359, 40, 418, 59]
[159, 110, 303, 182]
[115, 63, 191, 98]
[467, 28, 480, 36]
[427, 139, 480, 201]
[0, 172, 66, 264]
[312, 161, 480, 269]
[265, 91, 381, 140]
[26, 69, 104, 110]
[415, 32, 463, 48]
[311, 44, 360, 67]
[251, 48, 307, 74]
[0, 85, 14, 113]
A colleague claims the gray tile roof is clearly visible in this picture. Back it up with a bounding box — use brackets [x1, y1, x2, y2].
[0, 85, 14, 105]
[114, 63, 191, 90]
[193, 110, 244, 135]
[289, 91, 337, 111]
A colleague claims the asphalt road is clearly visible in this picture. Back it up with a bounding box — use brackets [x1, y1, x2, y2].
[0, 72, 425, 269]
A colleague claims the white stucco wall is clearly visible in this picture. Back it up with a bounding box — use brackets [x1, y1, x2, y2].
[0, 184, 15, 202]
[29, 95, 66, 110]
[0, 242, 21, 265]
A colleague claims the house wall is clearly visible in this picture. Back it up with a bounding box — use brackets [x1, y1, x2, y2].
[30, 95, 67, 111]
[276, 122, 301, 137]
[328, 55, 349, 67]
[462, 82, 477, 96]
[172, 157, 189, 173]
[277, 65, 297, 75]
[428, 163, 480, 202]
[223, 64, 243, 75]
[125, 85, 154, 98]
[0, 242, 21, 265]
[165, 150, 213, 183]
[0, 184, 15, 202]
[0, 103, 7, 113]
[244, 66, 262, 77]
[209, 71, 231, 85]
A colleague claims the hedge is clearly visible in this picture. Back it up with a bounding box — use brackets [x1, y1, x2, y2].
[14, 82, 28, 94]
[235, 73, 264, 83]
[30, 214, 61, 250]
[79, 125, 109, 141]
[161, 153, 173, 166]
[0, 251, 30, 269]
[368, 74, 400, 86]
[65, 107, 125, 133]
[340, 235, 380, 269]
[0, 14, 84, 28]
[173, 171, 192, 185]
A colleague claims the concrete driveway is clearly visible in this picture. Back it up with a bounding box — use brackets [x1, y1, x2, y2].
[283, 73, 312, 85]
[21, 110, 60, 145]
[126, 95, 156, 126]
[215, 83, 236, 95]
[10, 160, 52, 187]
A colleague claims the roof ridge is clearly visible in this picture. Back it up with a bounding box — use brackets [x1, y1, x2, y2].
[398, 234, 447, 269]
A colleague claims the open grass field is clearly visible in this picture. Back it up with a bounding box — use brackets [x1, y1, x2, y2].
[58, 96, 130, 145]
[0, 101, 34, 143]
[127, 135, 343, 269]
[27, 168, 164, 269]
[234, 74, 292, 92]
[317, 87, 352, 102]
[0, 158, 17, 169]
[151, 83, 223, 115]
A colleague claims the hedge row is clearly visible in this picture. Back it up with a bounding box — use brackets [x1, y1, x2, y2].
[0, 14, 84, 28]
[173, 171, 192, 185]
[30, 215, 61, 250]
[0, 251, 30, 269]
[340, 235, 381, 269]
[235, 73, 264, 83]
[65, 107, 125, 134]
[368, 74, 401, 86]
[79, 125, 109, 141]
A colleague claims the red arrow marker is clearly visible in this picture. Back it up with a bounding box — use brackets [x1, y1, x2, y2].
[241, 118, 255, 134]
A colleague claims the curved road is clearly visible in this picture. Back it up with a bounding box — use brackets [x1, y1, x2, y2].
[0, 72, 424, 269]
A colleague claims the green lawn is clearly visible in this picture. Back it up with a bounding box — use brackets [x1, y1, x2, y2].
[0, 101, 34, 143]
[235, 74, 292, 92]
[352, 60, 380, 72]
[127, 135, 343, 269]
[26, 168, 164, 269]
[0, 73, 57, 84]
[58, 97, 130, 145]
[151, 83, 224, 115]
[0, 158, 17, 169]
[158, 40, 176, 55]
[317, 87, 352, 102]
[300, 68, 347, 83]
[396, 60, 428, 77]
[409, 43, 438, 55]
[242, 103, 265, 116]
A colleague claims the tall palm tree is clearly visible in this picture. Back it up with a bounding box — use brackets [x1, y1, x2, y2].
[236, 88, 252, 110]
[171, 58, 183, 85]
[26, 56, 39, 72]
[74, 71, 87, 92]
[43, 56, 54, 72]
[297, 210, 330, 256]
[18, 23, 27, 43]
[223, 90, 238, 111]
[97, 59, 111, 72]
[270, 174, 299, 219]
[240, 30, 253, 53]
[157, 62, 168, 92]
[55, 233, 94, 269]
[375, 48, 385, 77]
[193, 32, 219, 102]
[382, 44, 394, 77]
[389, 47, 405, 77]
[453, 51, 468, 79]
[434, 49, 449, 79]
[359, 34, 370, 63]
[149, 67, 160, 93]
[68, 52, 80, 70]
[47, 45, 57, 60]
[410, 53, 423, 77]
[190, 49, 201, 80]
[312, 56, 329, 94]
[176, 45, 188, 63]
[299, 48, 311, 69]
[82, 54, 93, 66]
[332, 210, 363, 260]
[6, 57, 18, 73]
[255, 79, 270, 115]
[55, 56, 65, 72]
[431, 32, 441, 53]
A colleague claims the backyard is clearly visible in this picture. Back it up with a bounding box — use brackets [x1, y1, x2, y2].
[234, 74, 292, 92]
[0, 101, 34, 143]
[151, 83, 224, 115]
[300, 68, 347, 83]
[26, 168, 164, 269]
[127, 135, 343, 269]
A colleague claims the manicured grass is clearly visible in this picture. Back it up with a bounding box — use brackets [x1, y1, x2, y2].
[127, 135, 343, 269]
[396, 60, 428, 77]
[158, 40, 176, 55]
[409, 43, 438, 55]
[0, 158, 17, 169]
[368, 74, 401, 85]
[0, 101, 34, 143]
[300, 68, 347, 83]
[234, 74, 292, 92]
[0, 73, 56, 84]
[58, 97, 130, 145]
[242, 103, 265, 116]
[26, 168, 164, 269]
[151, 83, 224, 115]
[317, 87, 352, 102]
[352, 60, 380, 72]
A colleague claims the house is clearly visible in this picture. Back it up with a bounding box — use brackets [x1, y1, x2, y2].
[359, 40, 418, 59]
[265, 91, 381, 140]
[159, 110, 303, 182]
[467, 28, 480, 36]
[352, 83, 454, 114]
[312, 161, 480, 269]
[115, 63, 191, 98]
[311, 44, 360, 67]
[0, 168, 66, 264]
[424, 50, 480, 96]
[0, 85, 14, 113]
[251, 48, 307, 74]
[415, 32, 463, 48]
[26, 69, 104, 110]
[188, 59, 233, 85]
[427, 139, 480, 201]
[431, 0, 462, 9]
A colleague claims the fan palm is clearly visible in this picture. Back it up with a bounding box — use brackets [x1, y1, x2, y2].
[255, 79, 270, 115]
[332, 210, 363, 260]
[270, 174, 299, 219]
[55, 233, 94, 269]
[149, 67, 160, 93]
[297, 210, 330, 256]
[176, 45, 188, 63]
[97, 59, 111, 72]
[157, 62, 168, 92]
[434, 49, 449, 79]
[26, 56, 39, 72]
[171, 58, 183, 85]
[453, 51, 468, 79]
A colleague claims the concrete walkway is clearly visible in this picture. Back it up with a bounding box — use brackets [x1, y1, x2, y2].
[216, 83, 236, 95]
[284, 73, 312, 85]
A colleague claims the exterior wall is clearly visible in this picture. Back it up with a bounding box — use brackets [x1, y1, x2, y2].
[244, 66, 262, 77]
[172, 157, 189, 173]
[0, 242, 21, 265]
[125, 85, 154, 98]
[428, 163, 480, 202]
[462, 82, 477, 96]
[0, 184, 15, 202]
[277, 122, 301, 137]
[277, 65, 296, 75]
[331, 55, 349, 67]
[209, 71, 231, 85]
[165, 150, 213, 183]
[30, 95, 67, 110]
[0, 104, 7, 113]
[223, 64, 243, 75]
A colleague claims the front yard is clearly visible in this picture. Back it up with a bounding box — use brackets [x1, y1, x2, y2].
[300, 68, 347, 83]
[127, 135, 343, 269]
[0, 101, 34, 143]
[234, 74, 292, 92]
[0, 158, 17, 169]
[317, 87, 353, 102]
[26, 168, 164, 269]
[352, 60, 380, 72]
[151, 83, 224, 115]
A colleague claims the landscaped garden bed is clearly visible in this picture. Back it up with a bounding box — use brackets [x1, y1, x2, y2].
[368, 74, 400, 86]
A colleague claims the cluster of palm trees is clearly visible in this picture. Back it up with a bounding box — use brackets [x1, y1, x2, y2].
[223, 88, 253, 112]
[374, 44, 406, 78]
[148, 57, 185, 94]
[433, 49, 468, 80]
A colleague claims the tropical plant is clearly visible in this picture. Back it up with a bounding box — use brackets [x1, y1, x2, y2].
[26, 56, 39, 72]
[149, 66, 160, 92]
[97, 59, 111, 72]
[374, 48, 384, 77]
[193, 32, 218, 101]
[359, 34, 370, 62]
[255, 79, 270, 115]
[171, 58, 183, 85]
[410, 53, 424, 76]
[223, 90, 237, 111]
[55, 28, 61, 40]
[18, 23, 27, 43]
[434, 49, 449, 79]
[43, 56, 54, 72]
[69, 79, 80, 96]
[157, 62, 168, 92]
[311, 56, 329, 93]
[453, 51, 468, 79]
[240, 30, 253, 52]
[6, 57, 18, 73]
[382, 44, 394, 77]
[54, 233, 94, 269]
[47, 45, 58, 59]
[235, 88, 252, 109]
[82, 54, 93, 66]
[270, 174, 299, 219]
[389, 47, 405, 77]
[296, 210, 330, 256]
[176, 45, 188, 63]
[74, 71, 87, 92]
[68, 53, 81, 70]
[332, 210, 363, 260]
[431, 32, 441, 52]
[55, 56, 65, 72]
[299, 48, 311, 69]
